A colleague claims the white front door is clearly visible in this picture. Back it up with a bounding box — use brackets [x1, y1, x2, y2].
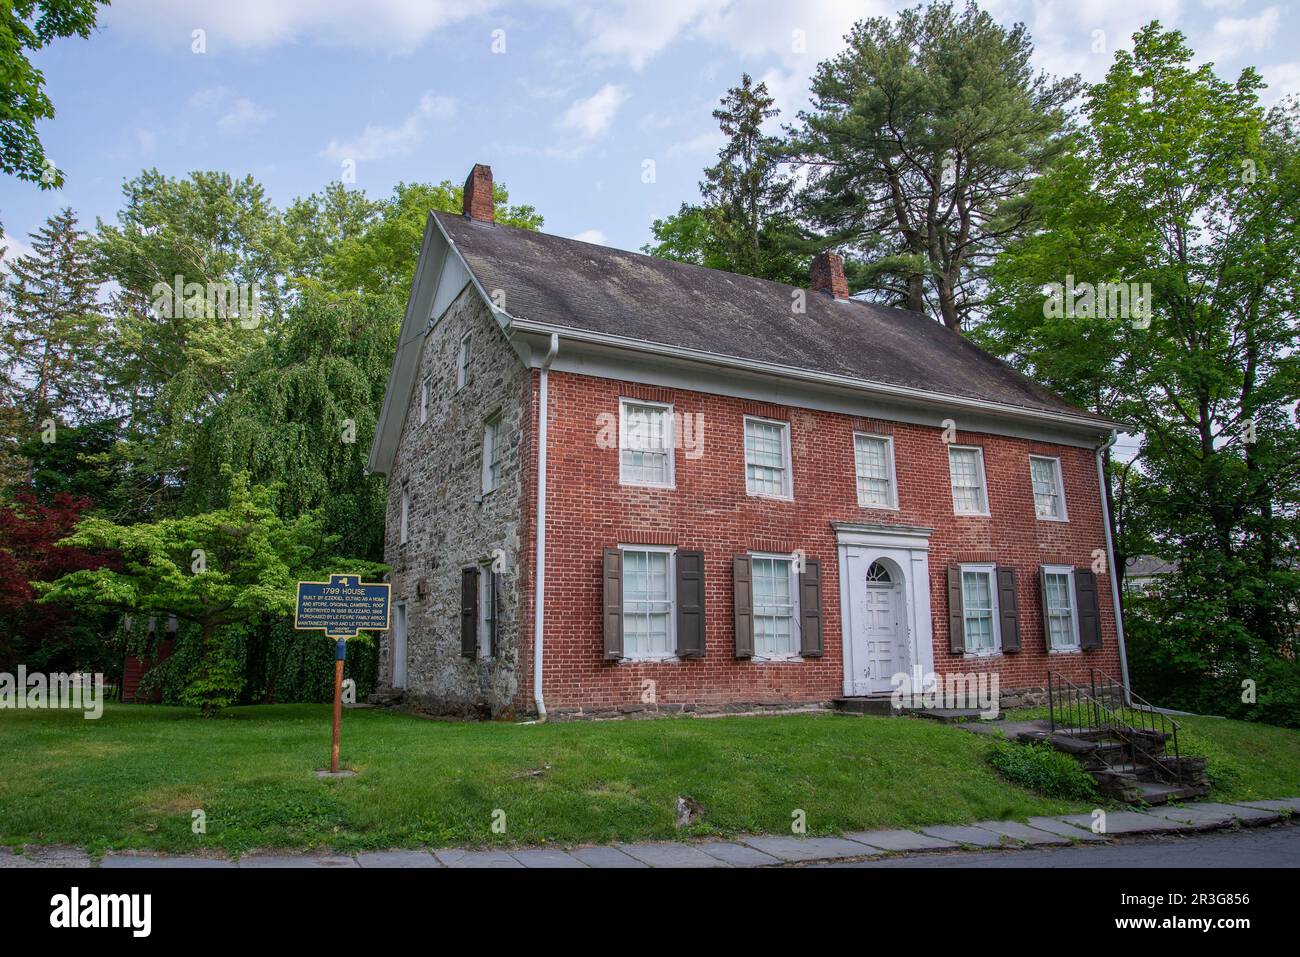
[846, 558, 907, 695]
[863, 584, 901, 692]
[391, 603, 408, 689]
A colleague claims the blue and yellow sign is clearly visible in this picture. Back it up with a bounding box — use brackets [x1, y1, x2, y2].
[294, 574, 391, 639]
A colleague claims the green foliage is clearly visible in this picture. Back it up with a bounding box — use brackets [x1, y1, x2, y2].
[322, 179, 542, 297]
[789, 0, 1080, 326]
[0, 208, 105, 426]
[985, 740, 1099, 800]
[37, 468, 383, 714]
[644, 76, 807, 285]
[0, 0, 108, 187]
[186, 290, 399, 562]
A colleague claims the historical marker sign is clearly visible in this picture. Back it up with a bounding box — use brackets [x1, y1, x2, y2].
[294, 574, 390, 775]
[295, 574, 390, 638]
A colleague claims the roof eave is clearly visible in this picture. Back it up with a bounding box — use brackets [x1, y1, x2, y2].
[507, 317, 1131, 437]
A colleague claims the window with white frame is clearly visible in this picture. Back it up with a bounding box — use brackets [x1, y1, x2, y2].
[481, 414, 502, 494]
[744, 417, 792, 498]
[752, 555, 800, 657]
[400, 484, 410, 544]
[960, 565, 999, 654]
[1029, 456, 1067, 521]
[419, 378, 430, 425]
[478, 565, 498, 658]
[457, 332, 472, 390]
[620, 399, 674, 487]
[854, 433, 897, 508]
[948, 446, 989, 515]
[1042, 565, 1079, 650]
[621, 547, 675, 658]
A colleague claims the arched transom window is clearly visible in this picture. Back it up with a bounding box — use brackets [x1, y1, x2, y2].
[865, 561, 893, 584]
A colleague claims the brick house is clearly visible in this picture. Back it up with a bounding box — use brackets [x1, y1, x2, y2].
[367, 164, 1131, 719]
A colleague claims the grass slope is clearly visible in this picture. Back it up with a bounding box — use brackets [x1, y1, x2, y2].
[0, 705, 1294, 855]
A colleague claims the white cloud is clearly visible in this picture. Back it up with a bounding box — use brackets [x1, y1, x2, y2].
[217, 97, 273, 134]
[572, 0, 714, 70]
[0, 234, 34, 273]
[1204, 5, 1280, 62]
[1260, 60, 1300, 104]
[665, 129, 725, 157]
[104, 0, 497, 54]
[136, 128, 157, 155]
[322, 93, 456, 163]
[571, 229, 607, 244]
[556, 84, 628, 140]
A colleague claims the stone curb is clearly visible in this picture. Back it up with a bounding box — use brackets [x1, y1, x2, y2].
[5, 799, 1293, 870]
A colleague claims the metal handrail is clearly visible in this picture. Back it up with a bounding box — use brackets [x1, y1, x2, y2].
[1047, 671, 1183, 785]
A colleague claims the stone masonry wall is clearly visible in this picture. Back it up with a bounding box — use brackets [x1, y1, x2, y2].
[381, 286, 530, 717]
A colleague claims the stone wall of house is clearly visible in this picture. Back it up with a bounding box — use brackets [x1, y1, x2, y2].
[381, 285, 530, 717]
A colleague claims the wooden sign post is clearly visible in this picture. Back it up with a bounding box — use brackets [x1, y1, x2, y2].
[294, 574, 391, 776]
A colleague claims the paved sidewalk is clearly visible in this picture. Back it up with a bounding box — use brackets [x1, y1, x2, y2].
[3, 798, 1295, 869]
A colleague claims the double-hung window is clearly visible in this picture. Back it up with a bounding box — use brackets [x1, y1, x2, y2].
[744, 416, 792, 498]
[960, 564, 999, 655]
[752, 555, 799, 658]
[1029, 455, 1067, 521]
[481, 414, 502, 494]
[621, 547, 675, 658]
[478, 565, 499, 658]
[949, 446, 989, 515]
[419, 378, 430, 425]
[854, 433, 897, 508]
[399, 484, 410, 544]
[1042, 565, 1079, 651]
[620, 399, 674, 487]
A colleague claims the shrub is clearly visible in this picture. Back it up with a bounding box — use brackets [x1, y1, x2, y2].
[986, 740, 1098, 800]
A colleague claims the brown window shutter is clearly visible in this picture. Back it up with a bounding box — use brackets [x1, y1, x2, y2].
[488, 570, 499, 657]
[1075, 567, 1102, 649]
[732, 555, 754, 659]
[799, 558, 823, 657]
[675, 550, 705, 658]
[461, 566, 479, 657]
[996, 565, 1020, 653]
[602, 548, 623, 660]
[947, 565, 965, 654]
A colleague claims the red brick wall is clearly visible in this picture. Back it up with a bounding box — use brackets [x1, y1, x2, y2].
[518, 370, 1123, 712]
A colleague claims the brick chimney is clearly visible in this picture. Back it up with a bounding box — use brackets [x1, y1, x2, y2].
[810, 250, 850, 299]
[463, 163, 494, 223]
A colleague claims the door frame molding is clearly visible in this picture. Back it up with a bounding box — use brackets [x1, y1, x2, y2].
[833, 522, 935, 697]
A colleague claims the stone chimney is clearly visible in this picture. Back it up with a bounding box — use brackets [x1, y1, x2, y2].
[810, 250, 850, 299]
[463, 164, 494, 223]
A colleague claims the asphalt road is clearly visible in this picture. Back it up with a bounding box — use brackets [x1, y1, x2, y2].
[819, 823, 1300, 867]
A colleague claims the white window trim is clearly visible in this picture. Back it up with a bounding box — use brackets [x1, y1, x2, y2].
[478, 565, 496, 660]
[481, 413, 502, 495]
[419, 377, 430, 425]
[399, 485, 410, 545]
[1042, 564, 1081, 652]
[749, 551, 802, 661]
[853, 432, 899, 510]
[618, 544, 678, 662]
[743, 415, 794, 501]
[960, 562, 1001, 657]
[948, 445, 990, 517]
[1029, 455, 1069, 522]
[618, 397, 676, 489]
[457, 332, 471, 391]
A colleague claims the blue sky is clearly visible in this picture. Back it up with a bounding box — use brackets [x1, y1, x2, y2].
[1, 0, 1297, 259]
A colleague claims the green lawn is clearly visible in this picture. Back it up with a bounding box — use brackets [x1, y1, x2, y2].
[0, 704, 1295, 856]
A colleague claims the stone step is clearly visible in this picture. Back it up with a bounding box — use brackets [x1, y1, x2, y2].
[1133, 781, 1210, 805]
[832, 696, 901, 717]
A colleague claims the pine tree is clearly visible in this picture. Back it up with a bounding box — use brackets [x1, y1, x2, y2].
[0, 208, 104, 429]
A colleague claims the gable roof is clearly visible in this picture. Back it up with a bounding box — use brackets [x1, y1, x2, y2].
[433, 211, 1118, 428]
